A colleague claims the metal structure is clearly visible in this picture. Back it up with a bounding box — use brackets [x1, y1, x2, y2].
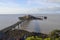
[0, 15, 47, 33]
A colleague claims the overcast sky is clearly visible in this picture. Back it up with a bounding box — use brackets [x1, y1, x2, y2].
[0, 0, 60, 14]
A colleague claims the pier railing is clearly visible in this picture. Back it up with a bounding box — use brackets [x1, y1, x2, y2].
[0, 20, 25, 32]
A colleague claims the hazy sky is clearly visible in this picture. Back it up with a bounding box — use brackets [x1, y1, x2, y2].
[0, 0, 60, 14]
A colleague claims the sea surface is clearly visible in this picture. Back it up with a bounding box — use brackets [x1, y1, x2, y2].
[0, 14, 60, 34]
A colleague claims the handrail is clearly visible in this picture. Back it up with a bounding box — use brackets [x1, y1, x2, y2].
[0, 20, 25, 32]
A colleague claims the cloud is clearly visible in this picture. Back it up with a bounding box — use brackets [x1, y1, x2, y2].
[0, 0, 60, 14]
[26, 0, 60, 13]
[27, 0, 60, 7]
[47, 0, 60, 3]
[0, 1, 22, 14]
[28, 0, 60, 3]
[0, 7, 28, 14]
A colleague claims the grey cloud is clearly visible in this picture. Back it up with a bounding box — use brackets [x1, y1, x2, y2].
[48, 0, 60, 2]
[34, 7, 60, 13]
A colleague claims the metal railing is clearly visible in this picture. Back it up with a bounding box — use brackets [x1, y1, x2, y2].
[0, 20, 25, 32]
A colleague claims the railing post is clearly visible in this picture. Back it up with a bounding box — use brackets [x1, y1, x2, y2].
[18, 24, 19, 29]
